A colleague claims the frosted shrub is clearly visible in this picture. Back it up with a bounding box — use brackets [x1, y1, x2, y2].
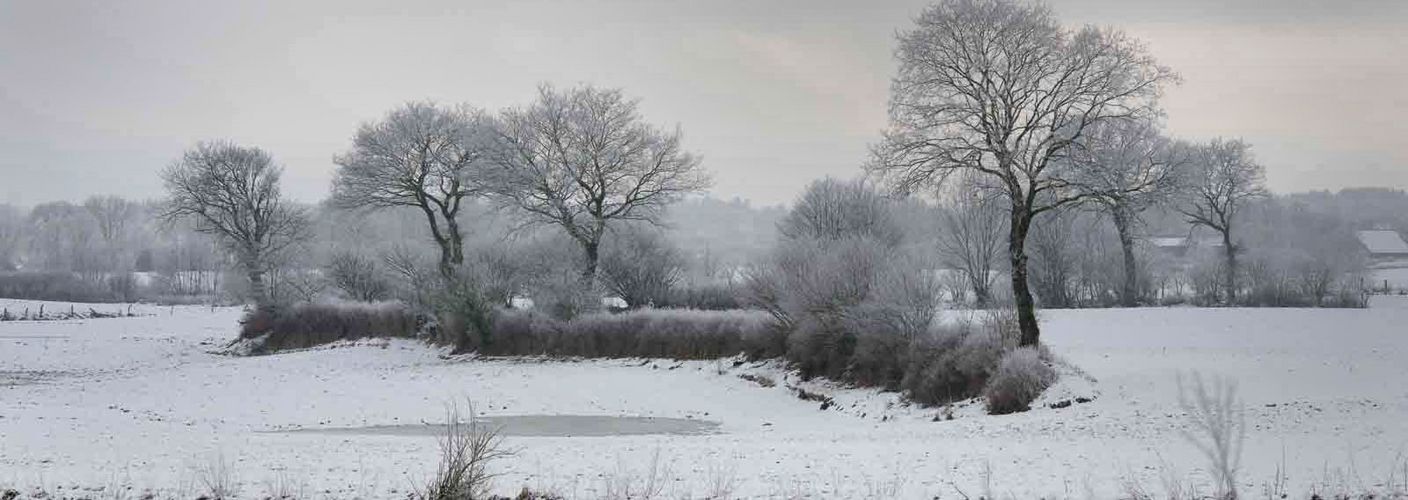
[478, 308, 779, 360]
[982, 346, 1056, 415]
[747, 178, 973, 392]
[238, 301, 421, 354]
[901, 324, 1006, 406]
[847, 256, 944, 387]
[750, 237, 893, 379]
[409, 266, 499, 354]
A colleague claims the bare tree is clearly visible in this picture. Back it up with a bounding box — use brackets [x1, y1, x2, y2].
[83, 195, 141, 273]
[27, 201, 101, 277]
[1177, 138, 1266, 304]
[869, 0, 1177, 346]
[466, 243, 528, 308]
[483, 84, 710, 281]
[779, 177, 903, 247]
[83, 196, 138, 246]
[327, 251, 390, 302]
[936, 181, 1006, 308]
[160, 141, 309, 307]
[382, 244, 439, 309]
[1066, 119, 1185, 306]
[598, 225, 686, 308]
[1027, 207, 1077, 308]
[332, 102, 495, 278]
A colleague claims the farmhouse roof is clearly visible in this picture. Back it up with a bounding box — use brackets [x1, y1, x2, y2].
[1356, 230, 1408, 254]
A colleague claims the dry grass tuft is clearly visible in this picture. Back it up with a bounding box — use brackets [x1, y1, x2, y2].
[416, 401, 513, 500]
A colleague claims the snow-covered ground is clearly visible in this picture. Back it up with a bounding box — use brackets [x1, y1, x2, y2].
[3, 300, 1408, 498]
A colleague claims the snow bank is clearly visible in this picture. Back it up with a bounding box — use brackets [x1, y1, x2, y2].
[3, 303, 1408, 498]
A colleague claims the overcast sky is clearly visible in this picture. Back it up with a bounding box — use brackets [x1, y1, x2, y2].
[2, 0, 1405, 207]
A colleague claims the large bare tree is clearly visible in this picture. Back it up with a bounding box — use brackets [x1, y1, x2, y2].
[1178, 138, 1266, 304]
[483, 84, 709, 281]
[332, 102, 495, 278]
[160, 141, 309, 307]
[869, 0, 1177, 346]
[1066, 119, 1184, 306]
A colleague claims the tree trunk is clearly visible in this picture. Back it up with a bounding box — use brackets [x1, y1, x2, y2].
[1111, 206, 1139, 307]
[417, 204, 459, 280]
[1221, 229, 1237, 305]
[1008, 208, 1040, 347]
[971, 278, 991, 309]
[581, 239, 601, 282]
[445, 218, 465, 268]
[248, 268, 268, 308]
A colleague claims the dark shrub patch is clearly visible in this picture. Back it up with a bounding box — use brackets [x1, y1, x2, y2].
[476, 308, 781, 361]
[0, 271, 118, 303]
[900, 328, 1006, 407]
[238, 302, 422, 354]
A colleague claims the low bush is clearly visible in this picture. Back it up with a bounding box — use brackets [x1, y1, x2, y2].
[901, 322, 1008, 407]
[476, 308, 783, 360]
[982, 346, 1057, 415]
[238, 301, 422, 354]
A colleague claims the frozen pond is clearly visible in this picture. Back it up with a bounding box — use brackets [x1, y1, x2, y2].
[278, 415, 722, 437]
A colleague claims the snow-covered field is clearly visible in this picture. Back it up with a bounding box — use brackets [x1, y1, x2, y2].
[3, 299, 1408, 499]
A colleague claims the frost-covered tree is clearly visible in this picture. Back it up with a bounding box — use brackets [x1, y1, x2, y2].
[326, 250, 390, 302]
[1066, 119, 1184, 306]
[160, 141, 309, 307]
[1178, 138, 1266, 304]
[869, 0, 1178, 345]
[332, 102, 495, 278]
[937, 178, 1006, 308]
[599, 225, 686, 309]
[779, 177, 903, 247]
[483, 84, 710, 281]
[82, 195, 142, 273]
[26, 201, 101, 276]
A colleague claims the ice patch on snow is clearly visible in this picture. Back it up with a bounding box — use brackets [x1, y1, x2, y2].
[278, 415, 722, 437]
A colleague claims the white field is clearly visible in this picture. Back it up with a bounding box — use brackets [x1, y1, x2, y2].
[3, 298, 1408, 498]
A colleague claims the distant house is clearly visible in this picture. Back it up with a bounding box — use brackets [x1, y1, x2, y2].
[1356, 230, 1408, 262]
